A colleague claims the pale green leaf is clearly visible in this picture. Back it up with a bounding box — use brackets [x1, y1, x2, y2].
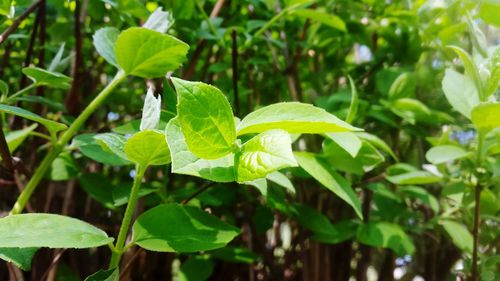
[266, 171, 295, 195]
[72, 134, 131, 166]
[93, 27, 120, 68]
[0, 124, 37, 161]
[93, 133, 130, 163]
[140, 87, 161, 131]
[346, 75, 358, 123]
[356, 222, 415, 255]
[22, 67, 72, 89]
[143, 7, 174, 33]
[388, 72, 416, 100]
[165, 118, 235, 182]
[439, 220, 473, 253]
[471, 102, 500, 132]
[124, 130, 171, 166]
[326, 132, 362, 157]
[0, 214, 113, 248]
[385, 171, 441, 185]
[0, 104, 67, 136]
[115, 27, 189, 78]
[172, 78, 236, 159]
[441, 68, 480, 118]
[133, 204, 240, 252]
[356, 132, 397, 160]
[236, 129, 297, 182]
[479, 2, 500, 27]
[237, 102, 360, 135]
[294, 152, 363, 219]
[448, 46, 485, 100]
[425, 145, 469, 164]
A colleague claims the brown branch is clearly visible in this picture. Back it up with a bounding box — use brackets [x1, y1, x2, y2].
[181, 182, 216, 205]
[65, 0, 84, 115]
[0, 121, 15, 172]
[19, 3, 42, 88]
[0, 0, 42, 45]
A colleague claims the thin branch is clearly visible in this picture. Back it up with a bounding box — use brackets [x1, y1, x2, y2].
[231, 28, 240, 116]
[119, 248, 144, 279]
[182, 182, 216, 205]
[470, 184, 481, 281]
[0, 0, 43, 45]
[38, 249, 66, 281]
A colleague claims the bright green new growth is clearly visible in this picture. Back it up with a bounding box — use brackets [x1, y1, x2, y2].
[471, 102, 500, 132]
[237, 102, 360, 135]
[124, 130, 171, 167]
[0, 214, 113, 248]
[236, 129, 297, 182]
[115, 27, 189, 78]
[133, 204, 240, 252]
[172, 77, 237, 160]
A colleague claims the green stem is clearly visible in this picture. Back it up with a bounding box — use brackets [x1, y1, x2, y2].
[9, 70, 126, 215]
[6, 83, 37, 102]
[109, 165, 145, 269]
[471, 130, 486, 281]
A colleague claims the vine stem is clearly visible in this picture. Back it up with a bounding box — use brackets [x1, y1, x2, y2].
[9, 70, 126, 215]
[109, 165, 145, 268]
[471, 130, 485, 281]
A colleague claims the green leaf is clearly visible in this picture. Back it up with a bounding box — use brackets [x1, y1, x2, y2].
[22, 67, 72, 89]
[179, 256, 214, 281]
[0, 104, 67, 136]
[140, 87, 161, 131]
[323, 138, 384, 175]
[356, 222, 415, 255]
[0, 247, 38, 271]
[294, 152, 363, 219]
[345, 75, 358, 123]
[93, 27, 120, 68]
[311, 220, 358, 244]
[93, 133, 130, 163]
[291, 203, 336, 234]
[388, 72, 416, 100]
[385, 171, 441, 185]
[165, 118, 235, 182]
[115, 27, 189, 78]
[72, 134, 131, 166]
[172, 78, 236, 159]
[237, 102, 360, 135]
[0, 79, 8, 96]
[124, 130, 171, 166]
[133, 203, 240, 252]
[79, 173, 116, 209]
[210, 247, 260, 263]
[84, 268, 119, 281]
[291, 9, 346, 31]
[485, 48, 500, 98]
[441, 68, 480, 119]
[143, 7, 174, 34]
[326, 132, 362, 157]
[236, 129, 297, 182]
[356, 132, 398, 160]
[389, 98, 431, 124]
[49, 152, 78, 181]
[439, 220, 473, 253]
[471, 102, 500, 132]
[266, 171, 295, 195]
[448, 46, 485, 100]
[479, 2, 500, 27]
[425, 145, 469, 164]
[398, 186, 439, 213]
[112, 182, 157, 207]
[0, 124, 37, 161]
[0, 214, 113, 248]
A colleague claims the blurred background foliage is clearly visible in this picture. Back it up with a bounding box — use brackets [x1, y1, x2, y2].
[0, 0, 499, 280]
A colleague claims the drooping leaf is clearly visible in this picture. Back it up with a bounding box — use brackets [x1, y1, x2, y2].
[266, 171, 295, 195]
[356, 222, 415, 255]
[84, 268, 119, 281]
[179, 256, 214, 281]
[115, 27, 189, 78]
[172, 78, 236, 159]
[291, 9, 346, 31]
[439, 220, 473, 253]
[385, 171, 441, 185]
[0, 104, 67, 136]
[294, 152, 363, 219]
[237, 102, 360, 135]
[471, 102, 500, 132]
[165, 118, 235, 182]
[448, 46, 485, 101]
[133, 204, 240, 252]
[398, 186, 439, 213]
[0, 214, 113, 248]
[441, 68, 479, 119]
[72, 134, 131, 166]
[356, 132, 398, 160]
[323, 138, 384, 175]
[93, 133, 130, 162]
[140, 87, 162, 131]
[22, 67, 72, 89]
[124, 130, 171, 166]
[236, 129, 297, 182]
[326, 132, 362, 157]
[425, 145, 469, 164]
[93, 27, 120, 67]
[345, 75, 358, 123]
[0, 247, 38, 271]
[0, 124, 37, 161]
[210, 247, 260, 264]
